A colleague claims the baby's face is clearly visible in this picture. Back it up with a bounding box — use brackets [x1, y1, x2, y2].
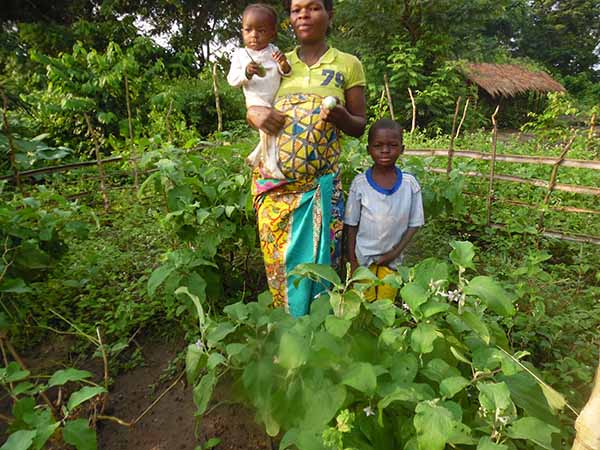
[242, 9, 276, 51]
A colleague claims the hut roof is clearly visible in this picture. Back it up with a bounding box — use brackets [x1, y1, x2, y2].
[461, 63, 566, 98]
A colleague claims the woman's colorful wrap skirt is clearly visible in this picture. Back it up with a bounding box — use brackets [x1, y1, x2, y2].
[252, 93, 344, 317]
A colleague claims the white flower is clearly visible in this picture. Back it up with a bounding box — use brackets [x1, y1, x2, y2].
[195, 339, 203, 350]
[402, 303, 410, 311]
[363, 406, 375, 417]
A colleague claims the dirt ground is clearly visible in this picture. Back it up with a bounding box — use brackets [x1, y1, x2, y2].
[1, 336, 271, 450]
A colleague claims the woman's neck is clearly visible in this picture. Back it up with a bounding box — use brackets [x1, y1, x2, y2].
[298, 41, 328, 66]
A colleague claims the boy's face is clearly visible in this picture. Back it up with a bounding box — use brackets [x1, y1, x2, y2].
[368, 128, 403, 168]
[242, 9, 276, 51]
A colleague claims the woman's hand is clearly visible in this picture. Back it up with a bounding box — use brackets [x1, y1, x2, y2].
[320, 86, 366, 138]
[247, 106, 286, 135]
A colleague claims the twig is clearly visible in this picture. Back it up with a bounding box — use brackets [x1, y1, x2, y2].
[96, 414, 132, 427]
[383, 73, 395, 120]
[408, 87, 416, 133]
[48, 309, 99, 345]
[131, 369, 185, 425]
[83, 113, 110, 211]
[486, 105, 500, 226]
[96, 327, 109, 414]
[124, 72, 139, 189]
[212, 64, 223, 133]
[446, 97, 462, 174]
[455, 97, 470, 138]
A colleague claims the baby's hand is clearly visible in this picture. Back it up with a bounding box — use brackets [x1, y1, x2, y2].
[273, 50, 291, 74]
[245, 62, 262, 79]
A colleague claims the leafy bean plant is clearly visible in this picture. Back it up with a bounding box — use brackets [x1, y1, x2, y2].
[140, 142, 261, 321]
[185, 241, 566, 450]
[0, 364, 104, 450]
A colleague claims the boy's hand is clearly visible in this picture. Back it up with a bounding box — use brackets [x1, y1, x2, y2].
[273, 50, 291, 74]
[245, 62, 262, 79]
[376, 251, 397, 268]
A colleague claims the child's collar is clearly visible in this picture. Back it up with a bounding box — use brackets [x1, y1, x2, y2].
[366, 166, 403, 196]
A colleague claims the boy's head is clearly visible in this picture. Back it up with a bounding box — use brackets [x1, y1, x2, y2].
[367, 119, 404, 168]
[242, 4, 278, 51]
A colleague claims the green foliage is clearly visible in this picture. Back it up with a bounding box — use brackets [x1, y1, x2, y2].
[185, 243, 566, 449]
[0, 362, 102, 450]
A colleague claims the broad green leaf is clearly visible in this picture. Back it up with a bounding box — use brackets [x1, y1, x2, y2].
[400, 282, 429, 315]
[450, 346, 472, 365]
[186, 343, 207, 385]
[225, 343, 246, 358]
[341, 291, 362, 320]
[2, 362, 30, 383]
[0, 430, 37, 450]
[477, 437, 508, 450]
[206, 322, 236, 347]
[390, 353, 419, 383]
[465, 276, 515, 317]
[223, 302, 248, 321]
[440, 376, 470, 398]
[414, 258, 449, 288]
[499, 373, 557, 424]
[63, 419, 97, 450]
[67, 386, 106, 411]
[410, 323, 439, 354]
[0, 278, 32, 294]
[507, 417, 559, 449]
[341, 362, 377, 394]
[378, 383, 433, 413]
[365, 300, 396, 326]
[421, 299, 450, 318]
[278, 332, 308, 370]
[48, 369, 93, 387]
[350, 266, 379, 283]
[258, 290, 273, 307]
[207, 353, 226, 370]
[12, 382, 36, 396]
[203, 437, 221, 449]
[291, 263, 341, 287]
[478, 382, 513, 412]
[461, 310, 491, 344]
[32, 422, 60, 450]
[414, 402, 454, 450]
[422, 359, 461, 383]
[325, 316, 352, 337]
[147, 265, 174, 297]
[193, 370, 216, 415]
[449, 241, 475, 269]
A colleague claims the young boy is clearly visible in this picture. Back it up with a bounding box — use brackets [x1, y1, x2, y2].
[227, 3, 291, 179]
[344, 119, 424, 301]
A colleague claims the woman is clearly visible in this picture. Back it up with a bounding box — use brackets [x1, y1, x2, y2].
[248, 0, 366, 317]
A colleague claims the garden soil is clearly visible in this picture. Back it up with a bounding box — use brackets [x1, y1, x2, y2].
[0, 335, 270, 450]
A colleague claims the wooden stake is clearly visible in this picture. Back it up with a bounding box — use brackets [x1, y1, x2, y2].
[383, 73, 395, 120]
[0, 87, 23, 194]
[486, 105, 500, 226]
[84, 113, 110, 211]
[538, 133, 577, 229]
[588, 112, 596, 154]
[212, 63, 223, 133]
[455, 97, 470, 139]
[446, 97, 462, 174]
[124, 73, 139, 189]
[408, 87, 416, 133]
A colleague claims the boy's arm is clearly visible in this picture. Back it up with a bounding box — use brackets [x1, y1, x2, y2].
[376, 226, 420, 267]
[345, 224, 359, 275]
[227, 50, 249, 88]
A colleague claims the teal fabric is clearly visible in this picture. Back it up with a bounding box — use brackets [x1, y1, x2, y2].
[285, 174, 334, 317]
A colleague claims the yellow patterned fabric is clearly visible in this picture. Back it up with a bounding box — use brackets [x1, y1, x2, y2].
[274, 93, 340, 180]
[365, 265, 398, 302]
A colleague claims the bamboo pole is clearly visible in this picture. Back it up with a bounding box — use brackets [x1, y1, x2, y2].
[383, 73, 395, 120]
[124, 73, 139, 189]
[538, 133, 576, 229]
[84, 113, 110, 211]
[428, 167, 600, 196]
[455, 97, 470, 139]
[486, 105, 500, 226]
[165, 99, 174, 142]
[212, 63, 223, 133]
[0, 87, 23, 194]
[446, 97, 462, 174]
[463, 192, 600, 215]
[403, 148, 600, 170]
[408, 87, 416, 133]
[488, 224, 600, 246]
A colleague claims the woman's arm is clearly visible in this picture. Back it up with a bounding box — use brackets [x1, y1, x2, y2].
[320, 86, 366, 138]
[246, 106, 287, 135]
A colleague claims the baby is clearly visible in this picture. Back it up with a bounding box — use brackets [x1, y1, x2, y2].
[227, 3, 291, 179]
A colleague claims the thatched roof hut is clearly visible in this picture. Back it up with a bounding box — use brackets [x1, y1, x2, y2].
[461, 63, 566, 98]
